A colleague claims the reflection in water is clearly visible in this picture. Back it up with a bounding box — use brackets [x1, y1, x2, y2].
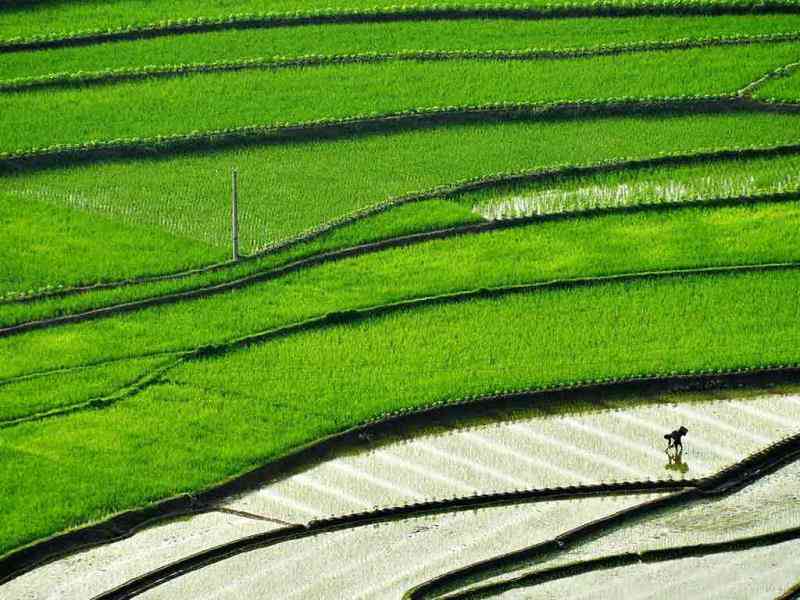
[664, 448, 689, 474]
[471, 173, 800, 221]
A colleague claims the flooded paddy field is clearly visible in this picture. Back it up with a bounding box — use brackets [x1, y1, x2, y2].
[223, 388, 800, 523]
[6, 382, 800, 599]
[1, 512, 283, 600]
[458, 452, 800, 596]
[137, 495, 662, 600]
[506, 537, 800, 600]
[470, 153, 800, 222]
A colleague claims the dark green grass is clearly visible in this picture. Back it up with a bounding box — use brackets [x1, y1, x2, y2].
[3, 15, 797, 82]
[4, 146, 800, 328]
[2, 0, 793, 41]
[5, 112, 800, 258]
[3, 200, 800, 383]
[0, 355, 172, 423]
[0, 195, 224, 297]
[2, 42, 796, 154]
[2, 267, 800, 557]
[753, 64, 800, 102]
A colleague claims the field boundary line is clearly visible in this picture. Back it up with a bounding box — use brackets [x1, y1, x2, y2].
[4, 31, 800, 93]
[4, 141, 800, 309]
[3, 371, 800, 590]
[0, 95, 771, 171]
[86, 423, 800, 599]
[0, 349, 188, 388]
[739, 58, 800, 96]
[4, 2, 800, 53]
[3, 234, 800, 343]
[404, 432, 800, 599]
[0, 357, 183, 430]
[438, 526, 800, 599]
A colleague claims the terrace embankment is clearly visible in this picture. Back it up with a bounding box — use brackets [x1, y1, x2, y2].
[444, 448, 800, 597]
[4, 140, 800, 327]
[3, 379, 800, 598]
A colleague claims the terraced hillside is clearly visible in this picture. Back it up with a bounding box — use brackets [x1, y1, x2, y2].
[3, 1, 800, 598]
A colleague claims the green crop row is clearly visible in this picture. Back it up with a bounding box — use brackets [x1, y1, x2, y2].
[0, 196, 225, 300]
[4, 112, 800, 299]
[2, 266, 800, 558]
[3, 1, 799, 48]
[4, 145, 800, 328]
[2, 41, 794, 154]
[5, 32, 799, 93]
[0, 96, 746, 169]
[3, 199, 800, 385]
[4, 15, 798, 84]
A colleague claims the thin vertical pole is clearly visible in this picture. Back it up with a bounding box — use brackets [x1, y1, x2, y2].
[231, 168, 239, 261]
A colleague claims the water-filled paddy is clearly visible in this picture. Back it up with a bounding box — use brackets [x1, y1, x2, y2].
[137, 495, 661, 600]
[471, 154, 800, 221]
[461, 451, 800, 596]
[2, 512, 281, 600]
[505, 537, 800, 600]
[223, 389, 800, 522]
[7, 385, 799, 598]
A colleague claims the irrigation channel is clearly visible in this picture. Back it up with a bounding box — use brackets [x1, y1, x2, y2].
[4, 378, 800, 599]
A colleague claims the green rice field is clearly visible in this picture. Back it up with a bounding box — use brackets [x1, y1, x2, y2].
[3, 1, 800, 597]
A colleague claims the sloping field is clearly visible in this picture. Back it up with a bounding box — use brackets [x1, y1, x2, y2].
[4, 0, 800, 597]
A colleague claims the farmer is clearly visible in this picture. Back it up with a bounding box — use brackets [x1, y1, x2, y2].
[664, 426, 688, 452]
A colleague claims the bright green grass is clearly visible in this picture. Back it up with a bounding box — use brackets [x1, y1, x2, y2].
[0, 199, 481, 327]
[3, 15, 798, 82]
[0, 194, 224, 296]
[0, 355, 174, 423]
[4, 144, 800, 328]
[466, 151, 800, 219]
[5, 112, 800, 257]
[753, 64, 800, 102]
[0, 0, 791, 41]
[2, 267, 799, 556]
[2, 42, 796, 154]
[3, 200, 800, 384]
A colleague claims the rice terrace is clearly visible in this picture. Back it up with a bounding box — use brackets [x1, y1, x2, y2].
[5, 0, 800, 599]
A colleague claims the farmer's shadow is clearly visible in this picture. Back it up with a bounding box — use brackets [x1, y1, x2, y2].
[664, 447, 689, 474]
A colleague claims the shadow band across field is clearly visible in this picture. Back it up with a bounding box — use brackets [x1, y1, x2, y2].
[4, 96, 799, 174]
[4, 31, 799, 94]
[2, 370, 800, 594]
[5, 1, 800, 52]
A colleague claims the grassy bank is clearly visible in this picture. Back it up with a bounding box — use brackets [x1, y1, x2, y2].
[4, 112, 800, 260]
[1, 266, 799, 557]
[2, 42, 796, 154]
[4, 199, 800, 384]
